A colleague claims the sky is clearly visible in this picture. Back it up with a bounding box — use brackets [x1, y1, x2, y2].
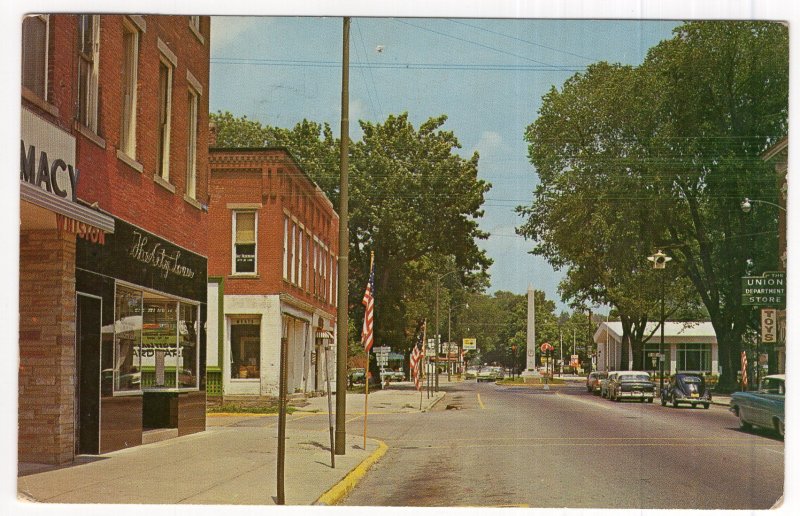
[209, 17, 679, 312]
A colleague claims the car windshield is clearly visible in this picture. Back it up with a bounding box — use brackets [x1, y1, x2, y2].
[760, 378, 785, 395]
[681, 376, 703, 384]
[620, 374, 649, 382]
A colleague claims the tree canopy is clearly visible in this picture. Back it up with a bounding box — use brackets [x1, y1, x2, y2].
[518, 21, 787, 388]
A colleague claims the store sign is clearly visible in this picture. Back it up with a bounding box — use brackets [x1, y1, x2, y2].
[20, 109, 79, 202]
[130, 230, 197, 280]
[761, 308, 777, 344]
[462, 338, 477, 350]
[57, 213, 106, 245]
[76, 218, 207, 303]
[741, 271, 786, 308]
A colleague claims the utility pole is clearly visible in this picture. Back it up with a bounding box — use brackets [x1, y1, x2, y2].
[334, 16, 350, 456]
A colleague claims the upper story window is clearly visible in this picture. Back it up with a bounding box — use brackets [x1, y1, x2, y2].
[120, 19, 140, 159]
[156, 57, 173, 181]
[233, 211, 257, 274]
[185, 88, 198, 199]
[21, 15, 49, 100]
[77, 15, 100, 132]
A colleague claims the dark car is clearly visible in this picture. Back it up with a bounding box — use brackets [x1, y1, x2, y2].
[586, 371, 608, 394]
[661, 373, 711, 409]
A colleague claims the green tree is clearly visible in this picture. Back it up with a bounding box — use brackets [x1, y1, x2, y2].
[642, 21, 787, 389]
[349, 113, 493, 353]
[518, 22, 787, 389]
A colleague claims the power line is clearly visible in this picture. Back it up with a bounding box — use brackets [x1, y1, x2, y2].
[211, 56, 584, 72]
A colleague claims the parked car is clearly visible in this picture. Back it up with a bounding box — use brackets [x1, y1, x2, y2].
[730, 374, 785, 438]
[491, 366, 505, 380]
[381, 369, 406, 383]
[586, 371, 608, 394]
[349, 368, 366, 385]
[477, 367, 497, 382]
[609, 371, 655, 402]
[660, 373, 711, 409]
[600, 372, 620, 398]
[465, 366, 480, 380]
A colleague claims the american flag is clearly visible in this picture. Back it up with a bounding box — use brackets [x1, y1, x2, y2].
[741, 350, 748, 389]
[410, 340, 422, 391]
[361, 257, 375, 354]
[409, 321, 426, 391]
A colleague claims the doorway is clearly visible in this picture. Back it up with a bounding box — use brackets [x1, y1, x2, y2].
[76, 293, 101, 455]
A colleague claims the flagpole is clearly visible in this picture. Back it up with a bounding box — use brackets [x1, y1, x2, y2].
[421, 320, 426, 410]
[363, 251, 374, 450]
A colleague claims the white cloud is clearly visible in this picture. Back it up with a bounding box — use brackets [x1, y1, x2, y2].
[475, 131, 505, 155]
[211, 17, 270, 54]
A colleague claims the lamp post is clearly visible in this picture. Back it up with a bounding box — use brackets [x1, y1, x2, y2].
[741, 197, 786, 213]
[648, 250, 672, 392]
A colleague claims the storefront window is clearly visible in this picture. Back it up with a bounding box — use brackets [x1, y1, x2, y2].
[111, 284, 200, 392]
[231, 317, 260, 379]
[676, 343, 711, 372]
[114, 286, 142, 392]
[179, 304, 199, 388]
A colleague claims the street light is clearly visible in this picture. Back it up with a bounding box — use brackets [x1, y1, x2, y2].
[648, 250, 672, 392]
[741, 197, 786, 213]
[448, 302, 468, 380]
[435, 270, 458, 392]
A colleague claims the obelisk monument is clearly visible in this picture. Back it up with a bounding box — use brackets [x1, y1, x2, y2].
[522, 284, 540, 376]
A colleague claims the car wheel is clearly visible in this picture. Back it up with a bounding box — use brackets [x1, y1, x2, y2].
[738, 410, 752, 431]
[692, 403, 697, 409]
[672, 395, 679, 408]
[647, 398, 653, 403]
[774, 418, 785, 439]
[660, 397, 666, 406]
[703, 403, 710, 409]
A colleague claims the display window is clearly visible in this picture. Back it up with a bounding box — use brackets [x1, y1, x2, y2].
[230, 316, 260, 379]
[106, 284, 200, 394]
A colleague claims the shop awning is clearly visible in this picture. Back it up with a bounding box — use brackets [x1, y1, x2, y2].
[315, 330, 334, 340]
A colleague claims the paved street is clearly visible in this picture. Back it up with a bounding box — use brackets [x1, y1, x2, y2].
[329, 380, 784, 509]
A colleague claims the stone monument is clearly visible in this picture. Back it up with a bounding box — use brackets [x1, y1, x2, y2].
[522, 284, 540, 377]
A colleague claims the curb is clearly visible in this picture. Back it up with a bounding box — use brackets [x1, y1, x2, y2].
[313, 438, 388, 506]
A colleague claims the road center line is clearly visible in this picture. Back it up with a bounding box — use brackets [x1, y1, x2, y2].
[477, 393, 485, 409]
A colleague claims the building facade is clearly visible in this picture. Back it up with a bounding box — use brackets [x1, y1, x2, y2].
[593, 322, 719, 377]
[20, 14, 211, 464]
[207, 147, 339, 399]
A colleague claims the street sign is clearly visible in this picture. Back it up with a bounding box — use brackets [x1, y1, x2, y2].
[462, 338, 477, 350]
[540, 342, 553, 353]
[741, 271, 786, 308]
[761, 308, 777, 343]
[374, 346, 391, 354]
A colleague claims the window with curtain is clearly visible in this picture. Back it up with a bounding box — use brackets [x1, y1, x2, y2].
[22, 15, 48, 99]
[234, 211, 256, 274]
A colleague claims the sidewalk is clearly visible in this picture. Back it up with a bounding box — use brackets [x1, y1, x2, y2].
[16, 385, 444, 506]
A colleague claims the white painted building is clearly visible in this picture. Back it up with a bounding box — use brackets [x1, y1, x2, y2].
[593, 321, 719, 375]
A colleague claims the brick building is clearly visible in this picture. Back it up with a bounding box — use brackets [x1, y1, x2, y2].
[206, 147, 338, 399]
[20, 14, 211, 464]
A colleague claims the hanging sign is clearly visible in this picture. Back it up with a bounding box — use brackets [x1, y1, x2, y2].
[761, 308, 777, 343]
[741, 271, 786, 308]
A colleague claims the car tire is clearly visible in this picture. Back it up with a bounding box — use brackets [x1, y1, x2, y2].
[703, 403, 710, 409]
[660, 397, 667, 407]
[738, 410, 752, 431]
[774, 418, 785, 439]
[692, 403, 697, 409]
[647, 398, 653, 403]
[672, 395, 679, 408]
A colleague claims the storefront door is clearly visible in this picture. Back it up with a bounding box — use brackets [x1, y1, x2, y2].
[76, 293, 102, 455]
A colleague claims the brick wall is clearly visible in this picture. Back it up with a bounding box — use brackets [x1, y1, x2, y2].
[208, 148, 339, 315]
[19, 229, 77, 464]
